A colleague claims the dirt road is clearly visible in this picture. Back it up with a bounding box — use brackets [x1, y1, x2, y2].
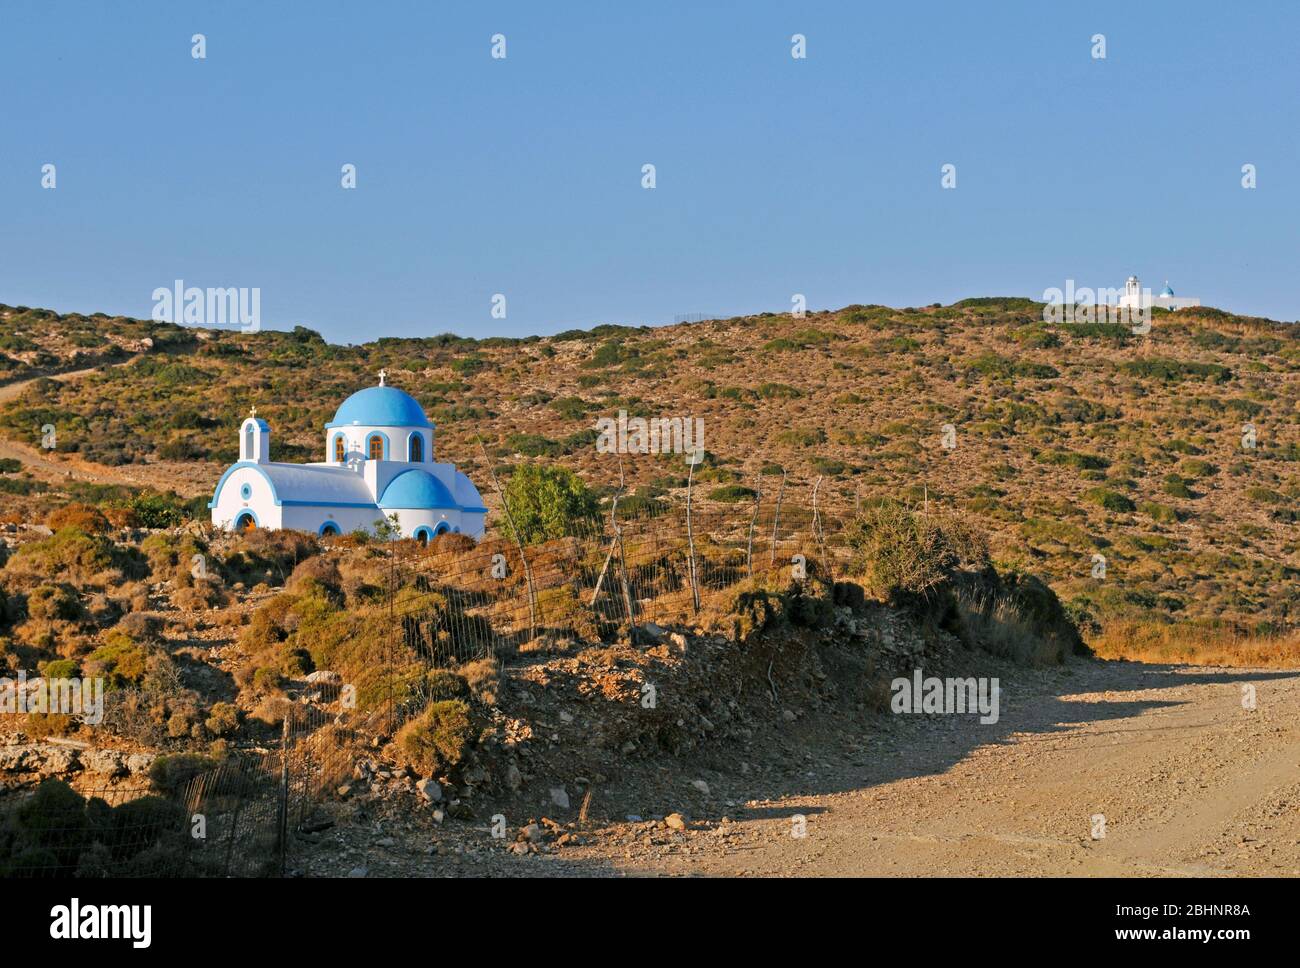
[581, 659, 1300, 877]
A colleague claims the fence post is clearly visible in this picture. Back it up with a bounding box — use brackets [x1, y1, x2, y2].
[615, 515, 637, 640]
[277, 713, 291, 878]
[221, 762, 245, 878]
[811, 475, 832, 585]
[478, 438, 537, 638]
[746, 473, 762, 580]
[685, 449, 701, 614]
[769, 469, 787, 565]
[589, 463, 626, 609]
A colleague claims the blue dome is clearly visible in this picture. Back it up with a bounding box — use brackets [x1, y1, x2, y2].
[1160, 282, 1175, 297]
[378, 469, 457, 509]
[328, 386, 431, 428]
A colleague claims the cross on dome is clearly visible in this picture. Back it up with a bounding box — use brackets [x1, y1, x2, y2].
[249, 405, 257, 418]
[378, 369, 387, 386]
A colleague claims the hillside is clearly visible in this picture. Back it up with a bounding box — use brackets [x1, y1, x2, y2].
[0, 298, 1297, 636]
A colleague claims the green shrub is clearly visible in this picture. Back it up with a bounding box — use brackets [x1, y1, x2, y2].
[394, 700, 472, 776]
[1082, 488, 1136, 513]
[502, 464, 599, 544]
[204, 702, 240, 737]
[26, 583, 82, 622]
[85, 631, 149, 688]
[707, 485, 758, 503]
[1139, 501, 1179, 524]
[148, 753, 219, 795]
[845, 505, 988, 599]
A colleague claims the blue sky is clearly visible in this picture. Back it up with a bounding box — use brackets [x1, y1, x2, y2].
[2, 0, 1296, 341]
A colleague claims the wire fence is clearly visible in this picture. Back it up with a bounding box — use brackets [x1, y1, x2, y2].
[2, 475, 856, 877]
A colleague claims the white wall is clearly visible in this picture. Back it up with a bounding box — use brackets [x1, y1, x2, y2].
[210, 465, 281, 531]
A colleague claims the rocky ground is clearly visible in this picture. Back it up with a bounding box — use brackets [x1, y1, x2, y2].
[295, 654, 1300, 878]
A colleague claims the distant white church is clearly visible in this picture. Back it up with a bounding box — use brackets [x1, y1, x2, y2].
[210, 373, 487, 541]
[1119, 276, 1200, 311]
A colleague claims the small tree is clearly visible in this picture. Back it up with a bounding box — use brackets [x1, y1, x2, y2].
[502, 464, 598, 545]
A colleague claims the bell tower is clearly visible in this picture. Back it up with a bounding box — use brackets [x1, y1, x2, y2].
[240, 407, 270, 463]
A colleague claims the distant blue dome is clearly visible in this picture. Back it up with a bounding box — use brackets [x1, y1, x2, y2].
[1160, 282, 1175, 297]
[378, 469, 456, 509]
[328, 386, 431, 428]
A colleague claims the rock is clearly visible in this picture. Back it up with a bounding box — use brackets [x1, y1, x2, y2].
[782, 710, 797, 722]
[416, 778, 442, 803]
[620, 741, 637, 755]
[124, 753, 154, 774]
[44, 747, 81, 774]
[431, 809, 445, 824]
[347, 866, 368, 878]
[522, 823, 543, 843]
[669, 632, 688, 650]
[559, 711, 574, 724]
[550, 786, 570, 810]
[626, 814, 643, 822]
[337, 784, 353, 798]
[82, 749, 127, 778]
[305, 670, 342, 684]
[689, 779, 710, 796]
[0, 746, 34, 772]
[665, 813, 687, 831]
[505, 763, 523, 790]
[641, 622, 667, 641]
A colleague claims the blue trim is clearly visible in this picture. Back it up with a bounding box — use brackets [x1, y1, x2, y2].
[325, 420, 438, 430]
[434, 522, 450, 536]
[366, 431, 390, 461]
[318, 521, 341, 536]
[240, 483, 252, 500]
[234, 509, 260, 530]
[412, 525, 433, 544]
[208, 462, 282, 509]
[407, 431, 424, 463]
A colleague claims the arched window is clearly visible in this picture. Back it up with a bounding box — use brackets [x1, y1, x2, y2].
[319, 521, 340, 537]
[413, 526, 432, 546]
[334, 435, 345, 463]
[235, 511, 257, 532]
[434, 522, 450, 536]
[408, 434, 423, 463]
[244, 425, 254, 460]
[368, 435, 385, 461]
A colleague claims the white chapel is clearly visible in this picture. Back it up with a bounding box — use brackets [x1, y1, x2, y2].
[209, 373, 487, 541]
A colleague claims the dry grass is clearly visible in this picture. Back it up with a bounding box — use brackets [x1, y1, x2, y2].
[1090, 620, 1300, 668]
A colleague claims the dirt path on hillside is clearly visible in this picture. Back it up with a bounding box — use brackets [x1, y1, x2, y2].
[0, 361, 210, 497]
[308, 658, 1300, 877]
